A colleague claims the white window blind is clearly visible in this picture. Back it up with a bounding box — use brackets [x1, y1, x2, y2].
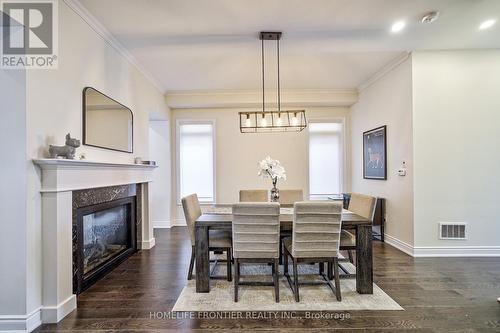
[308, 122, 343, 200]
[178, 122, 215, 203]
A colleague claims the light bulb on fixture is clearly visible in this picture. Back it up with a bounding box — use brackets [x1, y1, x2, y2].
[276, 113, 283, 126]
[245, 114, 251, 127]
[291, 113, 298, 126]
[261, 114, 267, 127]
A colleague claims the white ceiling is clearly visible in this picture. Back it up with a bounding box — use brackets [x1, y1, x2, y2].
[78, 0, 500, 92]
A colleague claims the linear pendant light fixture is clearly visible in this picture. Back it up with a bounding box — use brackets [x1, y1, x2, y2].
[239, 32, 307, 133]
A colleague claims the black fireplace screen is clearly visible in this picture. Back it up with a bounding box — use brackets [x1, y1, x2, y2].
[75, 196, 136, 293]
[82, 205, 128, 275]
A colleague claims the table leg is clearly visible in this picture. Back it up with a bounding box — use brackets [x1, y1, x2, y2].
[356, 225, 373, 294]
[195, 225, 210, 293]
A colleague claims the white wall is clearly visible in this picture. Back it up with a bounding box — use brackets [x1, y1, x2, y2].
[26, 2, 168, 163]
[149, 120, 172, 228]
[412, 50, 500, 249]
[171, 107, 351, 224]
[0, 69, 28, 322]
[1, 1, 170, 330]
[351, 57, 414, 247]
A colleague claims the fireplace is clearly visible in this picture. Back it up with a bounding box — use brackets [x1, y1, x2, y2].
[34, 159, 156, 323]
[73, 185, 139, 294]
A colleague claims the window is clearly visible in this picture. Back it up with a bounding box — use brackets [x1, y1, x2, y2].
[308, 122, 343, 200]
[177, 121, 215, 203]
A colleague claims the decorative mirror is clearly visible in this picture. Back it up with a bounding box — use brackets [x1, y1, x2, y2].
[83, 87, 133, 153]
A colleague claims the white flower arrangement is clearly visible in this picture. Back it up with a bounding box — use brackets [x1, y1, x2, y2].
[258, 156, 286, 181]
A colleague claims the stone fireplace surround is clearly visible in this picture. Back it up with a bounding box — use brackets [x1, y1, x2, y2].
[33, 159, 157, 324]
[72, 184, 139, 294]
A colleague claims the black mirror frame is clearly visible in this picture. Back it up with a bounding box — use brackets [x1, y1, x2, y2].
[82, 87, 134, 153]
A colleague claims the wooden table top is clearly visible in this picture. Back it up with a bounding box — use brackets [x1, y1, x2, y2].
[196, 205, 370, 227]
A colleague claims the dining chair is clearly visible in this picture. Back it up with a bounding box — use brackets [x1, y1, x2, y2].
[181, 194, 232, 281]
[239, 190, 268, 202]
[277, 189, 304, 264]
[340, 193, 377, 265]
[278, 189, 303, 207]
[232, 202, 281, 302]
[283, 201, 342, 302]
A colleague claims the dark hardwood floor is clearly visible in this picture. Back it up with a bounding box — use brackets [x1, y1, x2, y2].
[36, 228, 500, 332]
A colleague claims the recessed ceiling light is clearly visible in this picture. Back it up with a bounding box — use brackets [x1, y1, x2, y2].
[479, 19, 496, 30]
[391, 20, 406, 33]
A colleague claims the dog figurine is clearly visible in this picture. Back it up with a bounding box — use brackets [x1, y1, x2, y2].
[49, 133, 81, 159]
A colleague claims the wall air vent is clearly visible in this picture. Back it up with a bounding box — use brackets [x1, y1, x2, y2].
[439, 222, 466, 240]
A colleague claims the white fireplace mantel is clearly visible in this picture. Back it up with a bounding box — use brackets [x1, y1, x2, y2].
[33, 158, 157, 192]
[33, 158, 157, 325]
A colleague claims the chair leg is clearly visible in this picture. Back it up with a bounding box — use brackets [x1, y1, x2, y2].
[327, 260, 333, 280]
[319, 262, 324, 275]
[283, 248, 289, 275]
[273, 258, 280, 303]
[347, 250, 354, 264]
[187, 246, 195, 280]
[293, 258, 299, 302]
[234, 258, 239, 302]
[334, 257, 341, 301]
[279, 237, 283, 265]
[226, 248, 232, 282]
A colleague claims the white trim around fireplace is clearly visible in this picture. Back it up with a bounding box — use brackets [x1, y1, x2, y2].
[41, 295, 77, 324]
[33, 159, 157, 325]
[33, 159, 157, 192]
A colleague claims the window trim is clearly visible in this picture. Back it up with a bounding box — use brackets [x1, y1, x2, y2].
[306, 118, 346, 200]
[176, 119, 217, 205]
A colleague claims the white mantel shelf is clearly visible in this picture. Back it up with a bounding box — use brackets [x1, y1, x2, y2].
[33, 158, 157, 193]
[33, 158, 157, 169]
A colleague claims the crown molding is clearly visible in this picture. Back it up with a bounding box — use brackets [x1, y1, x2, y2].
[63, 0, 165, 94]
[357, 52, 411, 92]
[165, 88, 358, 109]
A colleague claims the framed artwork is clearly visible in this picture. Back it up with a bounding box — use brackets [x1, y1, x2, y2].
[363, 125, 387, 180]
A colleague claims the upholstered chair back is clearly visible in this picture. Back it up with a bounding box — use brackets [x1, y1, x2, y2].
[232, 202, 280, 259]
[181, 194, 202, 246]
[239, 190, 268, 202]
[348, 193, 377, 221]
[291, 201, 342, 258]
[278, 189, 304, 207]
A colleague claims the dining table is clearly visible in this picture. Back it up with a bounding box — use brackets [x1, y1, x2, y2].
[195, 205, 373, 294]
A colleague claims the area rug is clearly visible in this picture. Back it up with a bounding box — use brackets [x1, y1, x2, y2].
[173, 261, 403, 312]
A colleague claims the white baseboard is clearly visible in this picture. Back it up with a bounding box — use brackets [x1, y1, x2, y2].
[41, 295, 76, 324]
[140, 237, 156, 249]
[384, 234, 500, 257]
[413, 246, 500, 257]
[0, 308, 42, 332]
[172, 218, 186, 227]
[153, 220, 171, 228]
[384, 234, 414, 256]
[26, 309, 42, 332]
[0, 296, 76, 332]
[152, 220, 187, 229]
